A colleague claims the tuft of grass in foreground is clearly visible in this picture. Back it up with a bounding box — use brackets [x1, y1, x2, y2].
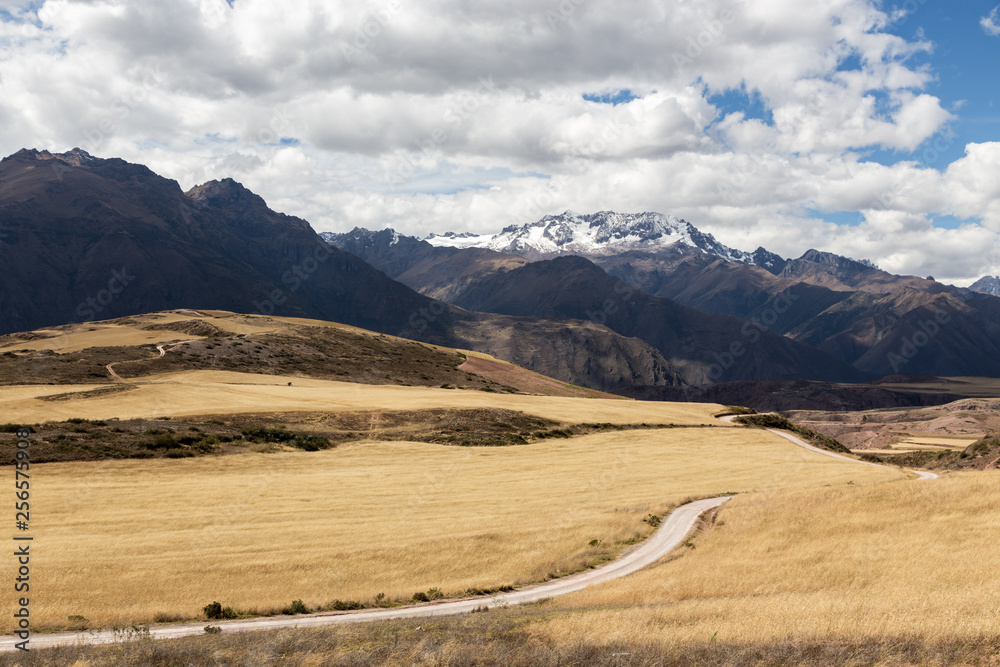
[3, 611, 998, 666]
[734, 413, 851, 453]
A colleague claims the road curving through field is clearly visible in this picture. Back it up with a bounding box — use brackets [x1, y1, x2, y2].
[0, 496, 730, 651]
[0, 414, 939, 652]
[718, 414, 940, 480]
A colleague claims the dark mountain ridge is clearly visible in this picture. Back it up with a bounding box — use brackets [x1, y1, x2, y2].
[0, 148, 685, 393]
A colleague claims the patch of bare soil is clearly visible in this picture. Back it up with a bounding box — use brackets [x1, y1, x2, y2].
[788, 398, 1000, 450]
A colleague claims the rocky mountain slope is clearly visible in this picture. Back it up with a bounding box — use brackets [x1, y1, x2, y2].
[333, 223, 1000, 380]
[971, 275, 1000, 296]
[326, 228, 866, 385]
[0, 149, 684, 393]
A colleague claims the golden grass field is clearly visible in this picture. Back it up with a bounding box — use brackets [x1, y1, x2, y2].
[539, 472, 1000, 645]
[0, 370, 722, 425]
[895, 435, 978, 450]
[5, 425, 901, 632]
[0, 324, 203, 355]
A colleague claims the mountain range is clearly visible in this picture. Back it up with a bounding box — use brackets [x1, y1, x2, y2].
[425, 210, 790, 271]
[0, 149, 683, 393]
[4, 148, 1000, 399]
[325, 216, 1000, 381]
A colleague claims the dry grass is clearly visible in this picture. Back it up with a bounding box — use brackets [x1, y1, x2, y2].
[2, 427, 899, 632]
[7, 609, 1000, 666]
[895, 436, 977, 450]
[0, 324, 203, 354]
[539, 472, 1000, 644]
[0, 370, 726, 424]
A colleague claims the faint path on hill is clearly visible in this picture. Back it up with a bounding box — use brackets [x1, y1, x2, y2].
[105, 340, 197, 382]
[719, 414, 940, 480]
[0, 496, 730, 651]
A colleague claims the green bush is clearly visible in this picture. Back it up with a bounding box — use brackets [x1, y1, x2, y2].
[241, 427, 330, 451]
[285, 599, 309, 615]
[202, 601, 236, 620]
[166, 449, 195, 458]
[330, 599, 363, 611]
[145, 435, 180, 450]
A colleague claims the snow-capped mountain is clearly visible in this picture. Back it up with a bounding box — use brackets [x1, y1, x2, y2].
[424, 210, 787, 271]
[970, 275, 1000, 296]
[423, 231, 495, 248]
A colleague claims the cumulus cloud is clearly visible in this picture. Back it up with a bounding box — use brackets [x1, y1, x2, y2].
[0, 0, 997, 283]
[981, 6, 1000, 36]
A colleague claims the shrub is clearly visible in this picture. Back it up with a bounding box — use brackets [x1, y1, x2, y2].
[203, 601, 222, 619]
[166, 449, 195, 458]
[241, 427, 329, 451]
[427, 588, 445, 600]
[285, 599, 309, 615]
[145, 435, 180, 450]
[412, 592, 429, 602]
[330, 599, 363, 611]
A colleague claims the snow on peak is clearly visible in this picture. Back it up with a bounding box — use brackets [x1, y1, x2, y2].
[425, 210, 773, 266]
[422, 231, 495, 248]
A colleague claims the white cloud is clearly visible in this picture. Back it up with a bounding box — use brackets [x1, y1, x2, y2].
[0, 0, 996, 282]
[981, 6, 1000, 36]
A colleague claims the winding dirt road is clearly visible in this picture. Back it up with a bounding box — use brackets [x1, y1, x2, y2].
[105, 340, 197, 382]
[719, 414, 940, 480]
[0, 496, 731, 651]
[1, 414, 939, 652]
